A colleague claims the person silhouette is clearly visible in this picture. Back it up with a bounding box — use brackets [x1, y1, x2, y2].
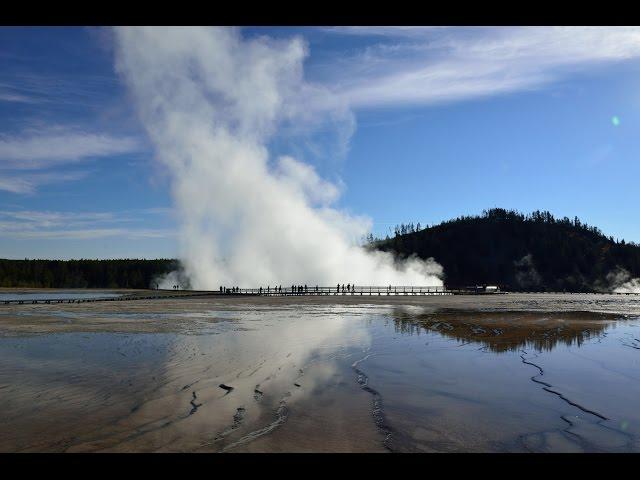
[336, 283, 339, 293]
[304, 284, 308, 293]
[347, 283, 350, 292]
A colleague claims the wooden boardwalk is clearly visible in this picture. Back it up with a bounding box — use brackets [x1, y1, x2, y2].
[0, 291, 217, 305]
[224, 286, 455, 296]
[1, 286, 638, 306]
[0, 286, 459, 305]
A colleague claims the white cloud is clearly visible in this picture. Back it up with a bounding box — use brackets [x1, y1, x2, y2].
[0, 209, 173, 241]
[0, 171, 88, 194]
[319, 26, 640, 108]
[0, 91, 36, 103]
[0, 128, 141, 170]
[0, 177, 35, 194]
[10, 228, 172, 240]
[321, 26, 447, 37]
[0, 72, 121, 107]
[0, 209, 113, 225]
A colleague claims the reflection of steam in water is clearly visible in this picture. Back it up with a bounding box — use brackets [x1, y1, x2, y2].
[121, 319, 368, 452]
[390, 309, 617, 352]
[0, 311, 373, 452]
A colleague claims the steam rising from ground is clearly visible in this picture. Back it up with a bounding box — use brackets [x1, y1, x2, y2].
[606, 267, 640, 294]
[114, 27, 443, 288]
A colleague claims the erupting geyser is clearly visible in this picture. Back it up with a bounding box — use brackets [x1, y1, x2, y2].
[114, 27, 443, 288]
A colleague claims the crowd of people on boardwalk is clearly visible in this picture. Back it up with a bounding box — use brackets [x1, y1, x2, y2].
[336, 283, 356, 293]
[217, 284, 365, 295]
[216, 284, 366, 295]
[220, 286, 241, 294]
[197, 284, 441, 296]
[215, 285, 437, 296]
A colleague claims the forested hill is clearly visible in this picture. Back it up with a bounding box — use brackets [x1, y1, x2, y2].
[374, 208, 640, 292]
[0, 259, 177, 289]
[2, 209, 640, 292]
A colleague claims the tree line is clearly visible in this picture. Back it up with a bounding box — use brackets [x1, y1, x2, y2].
[374, 208, 640, 292]
[0, 259, 177, 289]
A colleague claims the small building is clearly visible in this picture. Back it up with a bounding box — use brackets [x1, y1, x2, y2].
[475, 285, 500, 293]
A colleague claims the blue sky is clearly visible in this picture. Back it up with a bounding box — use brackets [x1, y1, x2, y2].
[1, 26, 640, 259]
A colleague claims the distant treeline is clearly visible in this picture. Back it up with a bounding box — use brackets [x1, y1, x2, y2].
[4, 208, 640, 292]
[373, 208, 640, 292]
[0, 259, 177, 289]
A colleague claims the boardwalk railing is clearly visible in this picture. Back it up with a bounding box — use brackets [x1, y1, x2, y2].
[220, 285, 453, 296]
[0, 286, 453, 304]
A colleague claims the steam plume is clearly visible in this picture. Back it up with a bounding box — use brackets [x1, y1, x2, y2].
[606, 267, 640, 294]
[114, 27, 443, 288]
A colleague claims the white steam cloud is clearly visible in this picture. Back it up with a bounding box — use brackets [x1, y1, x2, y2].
[114, 27, 443, 288]
[606, 267, 640, 294]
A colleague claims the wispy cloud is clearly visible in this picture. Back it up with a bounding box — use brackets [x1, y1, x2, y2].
[0, 171, 89, 194]
[0, 209, 173, 240]
[0, 91, 37, 103]
[319, 27, 640, 108]
[11, 228, 172, 240]
[0, 73, 121, 107]
[321, 26, 447, 37]
[0, 209, 115, 226]
[0, 177, 34, 194]
[0, 127, 141, 170]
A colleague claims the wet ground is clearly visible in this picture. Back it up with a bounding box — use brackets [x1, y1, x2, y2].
[0, 292, 639, 452]
[0, 291, 124, 301]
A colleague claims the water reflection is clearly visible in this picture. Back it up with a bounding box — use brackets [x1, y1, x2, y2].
[391, 309, 616, 352]
[1, 297, 640, 452]
[0, 292, 122, 301]
[0, 309, 377, 452]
